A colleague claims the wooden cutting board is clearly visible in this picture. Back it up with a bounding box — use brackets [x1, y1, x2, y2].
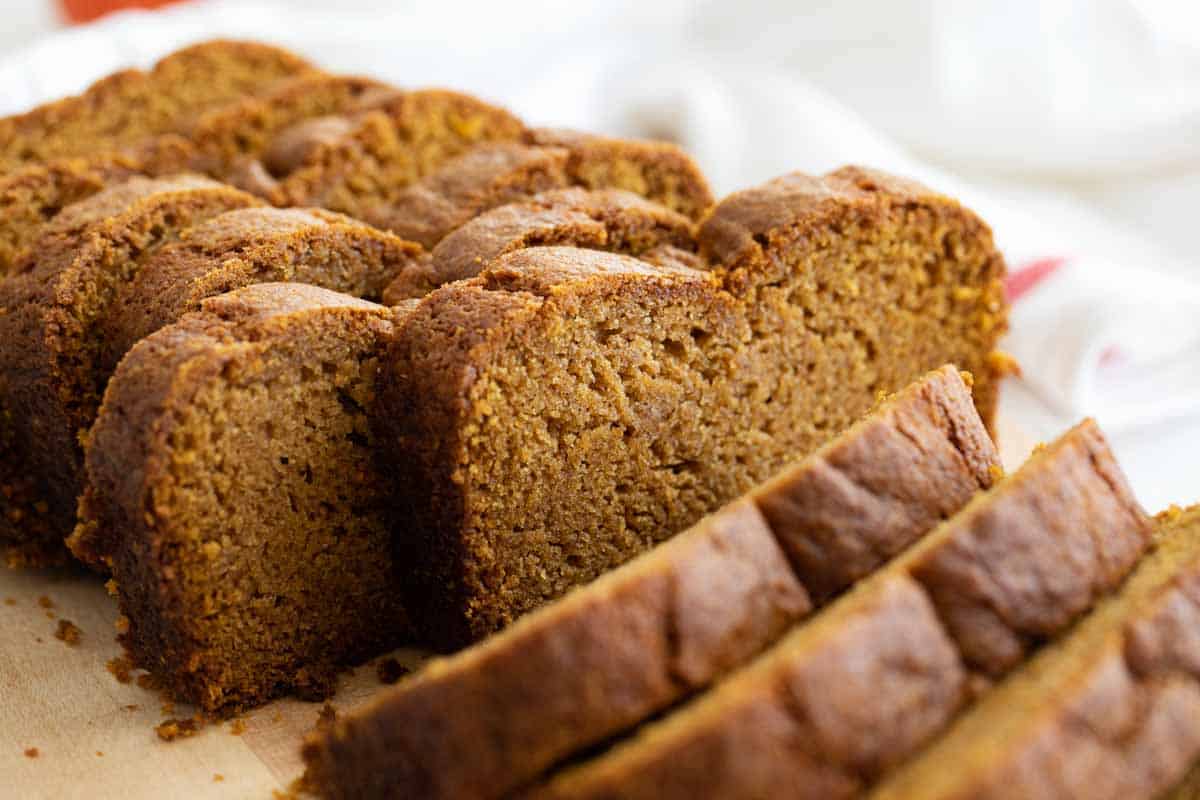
[0, 565, 431, 800]
[0, 418, 1034, 800]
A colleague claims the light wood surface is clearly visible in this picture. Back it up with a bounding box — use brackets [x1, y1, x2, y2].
[0, 564, 430, 799]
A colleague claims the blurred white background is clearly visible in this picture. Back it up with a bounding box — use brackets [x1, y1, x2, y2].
[2, 0, 1199, 509]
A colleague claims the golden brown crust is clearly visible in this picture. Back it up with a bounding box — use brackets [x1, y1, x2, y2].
[383, 186, 698, 302]
[525, 128, 714, 219]
[101, 206, 422, 373]
[527, 420, 1151, 800]
[302, 366, 996, 800]
[0, 41, 312, 171]
[873, 505, 1200, 800]
[0, 176, 260, 566]
[268, 89, 528, 216]
[303, 500, 809, 800]
[72, 283, 411, 712]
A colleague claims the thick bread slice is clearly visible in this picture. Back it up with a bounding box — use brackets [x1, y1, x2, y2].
[701, 165, 1010, 429]
[527, 420, 1151, 800]
[872, 504, 1200, 800]
[524, 128, 714, 219]
[382, 167, 1009, 645]
[0, 175, 260, 566]
[383, 187, 698, 302]
[301, 365, 997, 800]
[0, 40, 311, 171]
[74, 283, 409, 712]
[268, 88, 528, 215]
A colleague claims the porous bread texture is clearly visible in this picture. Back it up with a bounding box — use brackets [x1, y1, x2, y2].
[382, 166, 1009, 646]
[96, 206, 422, 381]
[0, 41, 311, 172]
[73, 283, 408, 712]
[0, 176, 260, 567]
[266, 88, 529, 216]
[525, 128, 715, 220]
[301, 365, 998, 800]
[702, 165, 1009, 428]
[383, 186, 699, 302]
[527, 420, 1151, 800]
[364, 142, 573, 248]
[872, 504, 1200, 800]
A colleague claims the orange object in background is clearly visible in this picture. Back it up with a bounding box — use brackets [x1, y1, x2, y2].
[60, 0, 189, 24]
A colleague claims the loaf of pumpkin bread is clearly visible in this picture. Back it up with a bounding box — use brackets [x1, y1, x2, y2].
[301, 365, 998, 800]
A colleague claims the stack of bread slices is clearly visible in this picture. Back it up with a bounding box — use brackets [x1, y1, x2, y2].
[6, 39, 1191, 800]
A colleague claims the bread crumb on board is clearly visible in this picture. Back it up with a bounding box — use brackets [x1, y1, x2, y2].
[155, 715, 205, 742]
[54, 619, 82, 645]
[376, 657, 411, 685]
[37, 595, 54, 609]
[229, 718, 247, 736]
[107, 656, 135, 683]
[23, 747, 39, 758]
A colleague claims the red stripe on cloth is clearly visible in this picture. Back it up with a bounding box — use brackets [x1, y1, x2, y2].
[1005, 256, 1067, 302]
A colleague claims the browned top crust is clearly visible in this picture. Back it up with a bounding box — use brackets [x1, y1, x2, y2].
[700, 164, 1009, 429]
[302, 365, 996, 800]
[0, 175, 260, 566]
[0, 40, 312, 171]
[186, 72, 390, 181]
[525, 128, 714, 219]
[365, 142, 571, 248]
[267, 88, 528, 213]
[383, 187, 698, 302]
[102, 206, 422, 373]
[700, 166, 959, 288]
[527, 420, 1151, 800]
[874, 505, 1200, 800]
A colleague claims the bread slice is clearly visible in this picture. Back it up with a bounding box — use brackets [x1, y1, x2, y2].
[0, 176, 260, 567]
[74, 283, 407, 711]
[97, 206, 421, 375]
[524, 128, 714, 219]
[0, 40, 311, 171]
[872, 504, 1200, 800]
[364, 142, 572, 248]
[300, 365, 997, 800]
[382, 187, 698, 302]
[701, 166, 1009, 427]
[267, 89, 528, 215]
[526, 420, 1150, 800]
[381, 167, 1009, 646]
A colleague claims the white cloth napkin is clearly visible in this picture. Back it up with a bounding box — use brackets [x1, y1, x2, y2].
[1, 0, 1198, 507]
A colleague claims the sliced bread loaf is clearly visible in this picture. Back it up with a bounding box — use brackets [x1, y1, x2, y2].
[526, 420, 1150, 800]
[381, 167, 1008, 645]
[74, 283, 407, 711]
[383, 187, 698, 302]
[0, 176, 260, 566]
[300, 365, 997, 800]
[0, 40, 311, 172]
[871, 504, 1200, 800]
